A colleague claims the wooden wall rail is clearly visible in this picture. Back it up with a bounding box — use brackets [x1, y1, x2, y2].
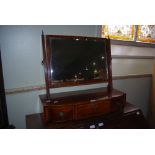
[5, 74, 152, 95]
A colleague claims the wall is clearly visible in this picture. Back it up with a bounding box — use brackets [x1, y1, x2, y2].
[0, 25, 154, 128]
[0, 25, 98, 89]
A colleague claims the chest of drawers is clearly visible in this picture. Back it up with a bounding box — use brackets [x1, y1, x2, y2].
[40, 88, 126, 124]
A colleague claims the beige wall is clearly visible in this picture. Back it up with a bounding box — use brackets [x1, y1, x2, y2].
[111, 44, 154, 76]
[112, 58, 153, 76]
[112, 44, 155, 57]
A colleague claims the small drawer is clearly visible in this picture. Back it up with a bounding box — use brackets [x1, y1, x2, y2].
[75, 102, 97, 120]
[75, 99, 111, 120]
[95, 100, 111, 115]
[44, 105, 73, 123]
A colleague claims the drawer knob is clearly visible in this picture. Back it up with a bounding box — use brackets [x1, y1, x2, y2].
[59, 112, 64, 117]
[136, 111, 140, 115]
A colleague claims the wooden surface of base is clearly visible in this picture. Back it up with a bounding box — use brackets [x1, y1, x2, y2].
[26, 102, 148, 129]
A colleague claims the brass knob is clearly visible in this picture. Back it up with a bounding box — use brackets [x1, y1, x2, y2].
[59, 112, 64, 117]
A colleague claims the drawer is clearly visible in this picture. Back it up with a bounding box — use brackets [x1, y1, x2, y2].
[75, 102, 96, 120]
[75, 99, 111, 120]
[44, 105, 73, 123]
[95, 100, 111, 115]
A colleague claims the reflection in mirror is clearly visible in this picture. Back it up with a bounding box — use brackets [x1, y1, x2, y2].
[49, 38, 108, 84]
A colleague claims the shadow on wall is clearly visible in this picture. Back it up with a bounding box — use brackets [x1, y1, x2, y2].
[113, 77, 151, 119]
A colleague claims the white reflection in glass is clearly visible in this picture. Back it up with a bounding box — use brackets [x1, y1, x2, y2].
[101, 56, 105, 60]
[51, 69, 53, 74]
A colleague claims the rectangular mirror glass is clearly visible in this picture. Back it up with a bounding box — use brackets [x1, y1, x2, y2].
[48, 37, 108, 86]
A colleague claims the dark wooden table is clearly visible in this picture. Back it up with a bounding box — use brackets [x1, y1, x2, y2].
[26, 102, 148, 129]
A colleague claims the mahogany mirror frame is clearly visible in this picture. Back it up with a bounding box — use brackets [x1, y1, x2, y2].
[41, 32, 113, 99]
